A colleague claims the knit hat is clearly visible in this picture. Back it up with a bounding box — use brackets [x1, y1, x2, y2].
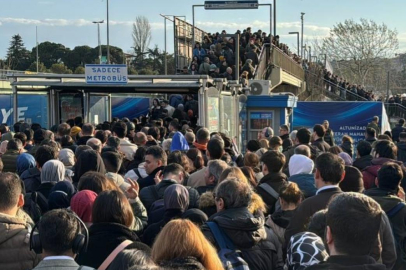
[339, 165, 364, 193]
[219, 56, 225, 61]
[170, 131, 190, 152]
[289, 154, 314, 176]
[209, 64, 217, 71]
[338, 152, 353, 166]
[71, 190, 97, 223]
[70, 126, 81, 137]
[16, 153, 36, 176]
[287, 232, 329, 270]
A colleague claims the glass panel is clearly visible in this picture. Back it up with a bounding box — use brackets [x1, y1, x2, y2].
[207, 96, 219, 132]
[222, 95, 236, 140]
[59, 93, 83, 124]
[89, 95, 109, 124]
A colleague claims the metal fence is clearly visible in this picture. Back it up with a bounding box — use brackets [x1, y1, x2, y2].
[271, 45, 305, 80]
[385, 103, 406, 119]
[0, 69, 26, 80]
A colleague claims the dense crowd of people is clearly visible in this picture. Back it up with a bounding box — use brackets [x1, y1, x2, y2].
[180, 27, 303, 86]
[0, 108, 405, 270]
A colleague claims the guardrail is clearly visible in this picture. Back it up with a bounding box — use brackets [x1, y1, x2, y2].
[385, 103, 406, 119]
[271, 44, 305, 80]
[0, 69, 26, 80]
[253, 44, 270, 80]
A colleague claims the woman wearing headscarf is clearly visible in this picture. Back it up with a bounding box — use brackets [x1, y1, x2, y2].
[36, 160, 66, 199]
[70, 190, 98, 228]
[172, 104, 187, 122]
[142, 184, 189, 246]
[16, 153, 36, 176]
[58, 148, 75, 181]
[72, 149, 106, 185]
[288, 154, 317, 198]
[286, 232, 329, 270]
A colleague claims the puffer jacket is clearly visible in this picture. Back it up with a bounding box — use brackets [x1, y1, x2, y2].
[2, 150, 20, 173]
[362, 158, 406, 190]
[202, 208, 284, 270]
[0, 213, 40, 270]
[288, 173, 317, 198]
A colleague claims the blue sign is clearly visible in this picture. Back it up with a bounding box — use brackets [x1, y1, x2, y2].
[85, 64, 128, 84]
[251, 112, 273, 119]
[293, 101, 383, 146]
[0, 94, 48, 128]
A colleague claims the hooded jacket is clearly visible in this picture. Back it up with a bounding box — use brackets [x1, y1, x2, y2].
[288, 155, 317, 198]
[202, 208, 284, 270]
[0, 213, 40, 270]
[170, 132, 190, 152]
[362, 158, 406, 190]
[364, 188, 406, 270]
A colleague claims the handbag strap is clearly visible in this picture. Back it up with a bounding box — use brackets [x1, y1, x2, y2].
[98, 240, 133, 270]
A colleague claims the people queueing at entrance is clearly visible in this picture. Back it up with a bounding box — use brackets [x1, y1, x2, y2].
[1, 107, 406, 270]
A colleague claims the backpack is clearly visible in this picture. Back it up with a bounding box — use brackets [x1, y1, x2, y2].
[23, 192, 48, 223]
[385, 202, 406, 265]
[207, 222, 250, 270]
[258, 183, 281, 213]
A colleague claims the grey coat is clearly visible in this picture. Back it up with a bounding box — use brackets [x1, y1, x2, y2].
[32, 259, 95, 270]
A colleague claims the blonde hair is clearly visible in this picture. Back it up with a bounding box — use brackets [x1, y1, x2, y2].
[151, 219, 223, 270]
[219, 166, 249, 184]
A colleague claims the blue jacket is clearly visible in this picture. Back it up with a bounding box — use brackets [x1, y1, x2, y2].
[288, 174, 317, 198]
[193, 48, 206, 60]
[170, 132, 190, 152]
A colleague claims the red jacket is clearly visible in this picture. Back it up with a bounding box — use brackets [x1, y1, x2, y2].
[362, 158, 403, 190]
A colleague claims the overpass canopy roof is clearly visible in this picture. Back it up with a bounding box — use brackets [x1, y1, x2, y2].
[8, 74, 214, 94]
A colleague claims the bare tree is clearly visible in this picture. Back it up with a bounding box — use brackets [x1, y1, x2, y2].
[132, 16, 152, 60]
[321, 19, 398, 85]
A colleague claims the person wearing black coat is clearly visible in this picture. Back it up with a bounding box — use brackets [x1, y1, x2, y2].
[352, 140, 373, 171]
[201, 179, 284, 270]
[142, 184, 189, 246]
[311, 125, 331, 153]
[21, 167, 41, 193]
[397, 136, 406, 163]
[392, 119, 406, 142]
[76, 190, 147, 269]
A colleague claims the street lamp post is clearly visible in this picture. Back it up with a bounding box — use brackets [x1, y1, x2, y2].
[320, 53, 327, 67]
[273, 0, 276, 37]
[288, 32, 299, 56]
[106, 0, 110, 64]
[36, 26, 39, 72]
[301, 12, 305, 58]
[308, 46, 311, 61]
[93, 20, 104, 64]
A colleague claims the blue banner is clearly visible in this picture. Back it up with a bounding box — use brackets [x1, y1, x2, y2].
[111, 97, 150, 120]
[0, 94, 48, 128]
[293, 102, 383, 146]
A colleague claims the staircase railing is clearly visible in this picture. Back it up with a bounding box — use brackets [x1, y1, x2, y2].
[385, 103, 406, 119]
[305, 70, 368, 101]
[253, 43, 270, 80]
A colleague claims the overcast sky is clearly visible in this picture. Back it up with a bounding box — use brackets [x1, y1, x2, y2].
[1, 0, 405, 58]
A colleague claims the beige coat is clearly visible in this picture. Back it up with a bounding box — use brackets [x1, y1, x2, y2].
[0, 213, 40, 270]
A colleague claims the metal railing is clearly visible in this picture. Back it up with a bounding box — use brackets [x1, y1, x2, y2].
[0, 69, 26, 80]
[385, 103, 406, 119]
[271, 44, 305, 80]
[253, 43, 271, 80]
[306, 70, 369, 101]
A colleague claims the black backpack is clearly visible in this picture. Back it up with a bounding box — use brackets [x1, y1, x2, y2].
[23, 192, 48, 223]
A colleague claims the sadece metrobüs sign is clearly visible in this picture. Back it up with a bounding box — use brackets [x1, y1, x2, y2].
[85, 64, 128, 84]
